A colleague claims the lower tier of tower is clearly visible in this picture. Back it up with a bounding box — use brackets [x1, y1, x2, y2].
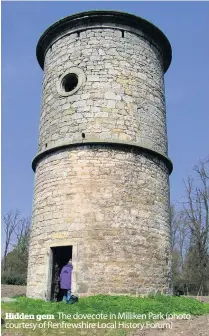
[27, 145, 172, 299]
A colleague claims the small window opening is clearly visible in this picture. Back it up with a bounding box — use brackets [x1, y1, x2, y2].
[82, 133, 85, 139]
[62, 73, 78, 93]
[50, 246, 73, 302]
[77, 32, 80, 38]
[121, 30, 125, 38]
[45, 143, 48, 148]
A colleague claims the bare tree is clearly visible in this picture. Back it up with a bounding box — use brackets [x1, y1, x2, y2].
[14, 217, 31, 264]
[2, 210, 22, 271]
[171, 205, 190, 294]
[170, 204, 179, 251]
[15, 217, 31, 245]
[183, 158, 209, 295]
[171, 205, 189, 266]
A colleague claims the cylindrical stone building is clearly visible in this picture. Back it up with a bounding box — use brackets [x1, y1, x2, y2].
[27, 10, 173, 300]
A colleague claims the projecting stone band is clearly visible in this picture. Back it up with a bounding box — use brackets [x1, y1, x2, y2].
[32, 140, 173, 174]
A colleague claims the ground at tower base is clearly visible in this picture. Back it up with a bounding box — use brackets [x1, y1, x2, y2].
[1, 294, 209, 336]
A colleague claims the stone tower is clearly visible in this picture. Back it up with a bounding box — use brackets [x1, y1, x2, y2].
[27, 10, 173, 300]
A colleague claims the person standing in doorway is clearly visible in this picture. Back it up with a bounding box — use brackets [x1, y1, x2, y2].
[60, 258, 73, 303]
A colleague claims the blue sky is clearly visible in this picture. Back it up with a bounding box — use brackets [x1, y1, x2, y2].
[2, 1, 209, 218]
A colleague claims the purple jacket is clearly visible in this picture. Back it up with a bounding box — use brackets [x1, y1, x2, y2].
[60, 264, 73, 289]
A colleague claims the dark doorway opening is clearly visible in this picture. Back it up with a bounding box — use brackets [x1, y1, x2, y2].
[50, 246, 72, 302]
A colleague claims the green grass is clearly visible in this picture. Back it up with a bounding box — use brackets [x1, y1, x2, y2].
[2, 295, 209, 336]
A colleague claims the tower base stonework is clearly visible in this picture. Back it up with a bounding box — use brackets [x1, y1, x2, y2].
[27, 11, 173, 300]
[27, 146, 172, 299]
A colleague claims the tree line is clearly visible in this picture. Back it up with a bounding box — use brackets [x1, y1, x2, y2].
[1, 210, 31, 285]
[171, 158, 209, 295]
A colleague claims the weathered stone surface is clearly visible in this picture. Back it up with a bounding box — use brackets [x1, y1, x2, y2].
[27, 11, 172, 299]
[28, 147, 172, 298]
[37, 29, 167, 156]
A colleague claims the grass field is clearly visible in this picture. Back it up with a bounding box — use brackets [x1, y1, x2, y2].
[2, 295, 209, 336]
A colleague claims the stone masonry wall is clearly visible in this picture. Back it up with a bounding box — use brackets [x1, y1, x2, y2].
[27, 146, 171, 299]
[38, 28, 167, 156]
[27, 17, 172, 299]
